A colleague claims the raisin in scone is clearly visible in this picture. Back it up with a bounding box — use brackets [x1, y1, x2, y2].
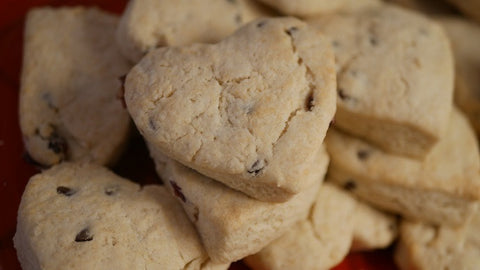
[151, 147, 327, 263]
[116, 0, 272, 62]
[125, 17, 337, 202]
[439, 17, 480, 135]
[309, 4, 454, 158]
[445, 0, 480, 24]
[255, 0, 380, 17]
[326, 108, 480, 226]
[20, 7, 131, 167]
[13, 163, 228, 270]
[395, 212, 480, 270]
[244, 183, 398, 270]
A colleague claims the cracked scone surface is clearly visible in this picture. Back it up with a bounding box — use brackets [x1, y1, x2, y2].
[125, 17, 337, 202]
[20, 7, 131, 167]
[150, 147, 327, 263]
[439, 17, 480, 135]
[326, 108, 480, 226]
[13, 163, 228, 270]
[255, 0, 380, 17]
[395, 213, 480, 270]
[310, 4, 454, 158]
[116, 0, 272, 62]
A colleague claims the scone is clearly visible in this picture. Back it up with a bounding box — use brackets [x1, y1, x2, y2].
[19, 7, 131, 167]
[13, 163, 228, 270]
[351, 201, 399, 251]
[151, 147, 327, 263]
[244, 183, 357, 270]
[125, 17, 337, 202]
[244, 183, 398, 270]
[439, 17, 480, 135]
[309, 4, 454, 158]
[446, 0, 480, 24]
[255, 0, 380, 17]
[395, 212, 480, 270]
[116, 0, 272, 62]
[326, 108, 480, 226]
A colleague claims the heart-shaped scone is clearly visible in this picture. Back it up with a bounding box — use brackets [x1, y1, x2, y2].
[125, 17, 337, 202]
[13, 163, 228, 270]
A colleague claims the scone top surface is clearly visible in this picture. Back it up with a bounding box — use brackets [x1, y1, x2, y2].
[310, 4, 454, 158]
[14, 163, 219, 270]
[19, 7, 131, 166]
[126, 17, 336, 202]
[116, 0, 271, 62]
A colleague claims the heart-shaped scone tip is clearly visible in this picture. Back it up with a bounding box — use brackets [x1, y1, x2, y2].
[125, 17, 337, 202]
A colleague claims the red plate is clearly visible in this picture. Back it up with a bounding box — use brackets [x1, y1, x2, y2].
[0, 1, 398, 269]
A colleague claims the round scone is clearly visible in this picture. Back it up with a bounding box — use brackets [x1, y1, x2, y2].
[254, 0, 380, 17]
[439, 17, 480, 135]
[116, 0, 272, 62]
[445, 0, 480, 23]
[20, 7, 131, 167]
[13, 163, 228, 270]
[309, 4, 454, 159]
[125, 17, 337, 202]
